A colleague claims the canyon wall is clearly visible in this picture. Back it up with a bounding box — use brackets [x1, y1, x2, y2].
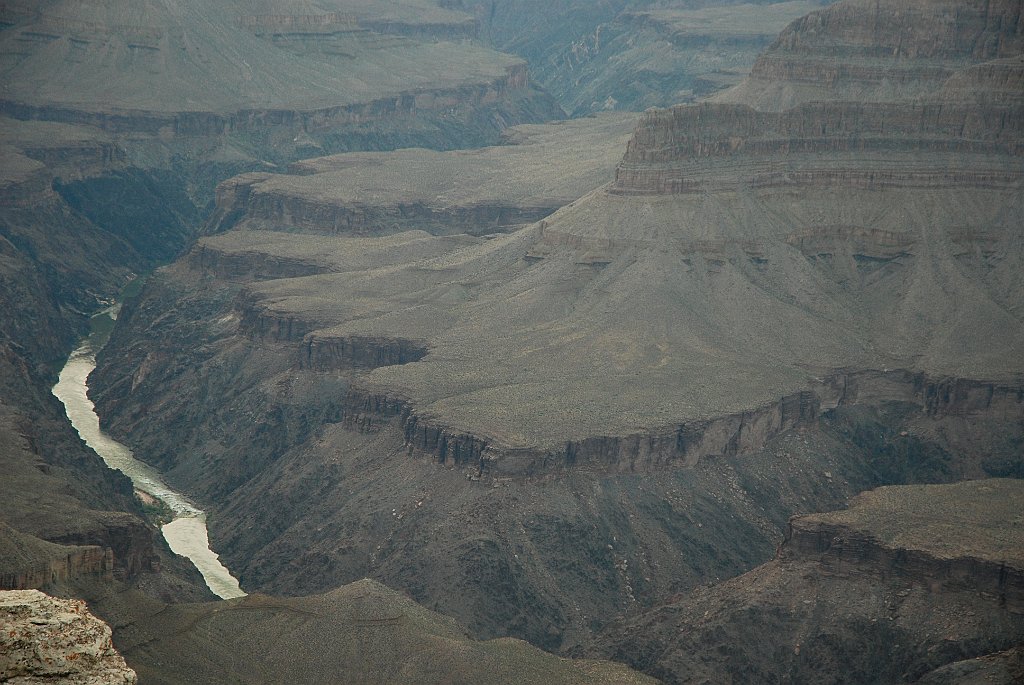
[716, 0, 1024, 108]
[339, 368, 1023, 479]
[613, 101, 1023, 194]
[785, 517, 1024, 612]
[0, 524, 114, 591]
[591, 480, 1024, 684]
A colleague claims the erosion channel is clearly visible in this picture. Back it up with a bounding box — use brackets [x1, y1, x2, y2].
[52, 295, 245, 600]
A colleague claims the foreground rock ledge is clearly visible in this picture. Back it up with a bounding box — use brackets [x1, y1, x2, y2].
[0, 589, 136, 685]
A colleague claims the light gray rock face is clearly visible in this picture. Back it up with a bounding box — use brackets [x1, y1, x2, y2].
[0, 589, 136, 685]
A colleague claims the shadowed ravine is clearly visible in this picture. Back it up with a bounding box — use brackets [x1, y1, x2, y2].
[53, 304, 244, 600]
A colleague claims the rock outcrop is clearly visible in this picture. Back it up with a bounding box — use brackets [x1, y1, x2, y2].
[0, 589, 136, 684]
[0, 0, 567, 620]
[590, 479, 1024, 684]
[715, 0, 1024, 109]
[206, 113, 636, 236]
[0, 524, 112, 591]
[614, 101, 1023, 194]
[447, 0, 830, 114]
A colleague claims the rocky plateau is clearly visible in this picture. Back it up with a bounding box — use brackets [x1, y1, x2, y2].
[2, 0, 1022, 682]
[88, 1, 1024, 664]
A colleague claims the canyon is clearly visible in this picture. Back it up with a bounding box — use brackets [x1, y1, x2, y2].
[0, 0, 559, 603]
[1, 0, 1022, 682]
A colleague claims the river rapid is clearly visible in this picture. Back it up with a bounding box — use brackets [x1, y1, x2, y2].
[52, 302, 245, 600]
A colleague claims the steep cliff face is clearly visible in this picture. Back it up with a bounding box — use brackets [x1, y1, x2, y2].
[531, 1, 831, 115]
[590, 480, 1024, 684]
[0, 120, 200, 599]
[94, 260, 1018, 648]
[90, 0, 1024, 652]
[206, 113, 636, 236]
[614, 101, 1023, 194]
[444, 0, 831, 114]
[0, 523, 112, 591]
[715, 0, 1024, 109]
[0, 0, 569, 618]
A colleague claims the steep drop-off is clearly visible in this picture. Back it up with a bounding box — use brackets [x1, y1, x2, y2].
[0, 0, 564, 606]
[714, 0, 1024, 109]
[446, 0, 835, 114]
[590, 479, 1024, 684]
[91, 16, 1024, 646]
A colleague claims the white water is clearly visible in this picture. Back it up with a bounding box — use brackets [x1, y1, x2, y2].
[53, 313, 245, 599]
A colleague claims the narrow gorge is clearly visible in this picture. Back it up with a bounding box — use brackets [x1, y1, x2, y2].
[2, 1, 1022, 683]
[53, 302, 244, 600]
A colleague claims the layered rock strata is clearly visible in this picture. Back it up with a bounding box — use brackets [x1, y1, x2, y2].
[591, 479, 1024, 684]
[784, 481, 1024, 610]
[202, 97, 1024, 467]
[614, 101, 1023, 194]
[90, 0, 1024, 654]
[715, 0, 1024, 109]
[0, 0, 566, 617]
[207, 113, 637, 236]
[446, 0, 831, 114]
[0, 524, 112, 591]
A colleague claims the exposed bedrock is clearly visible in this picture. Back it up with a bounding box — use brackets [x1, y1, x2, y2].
[206, 113, 637, 236]
[938, 55, 1024, 104]
[442, 0, 828, 114]
[302, 335, 429, 372]
[1, 63, 536, 139]
[236, 9, 479, 42]
[1, 0, 572, 614]
[222, 188, 554, 236]
[0, 523, 113, 591]
[84, 0, 1024, 657]
[714, 0, 1024, 108]
[613, 101, 1023, 194]
[0, 589, 137, 685]
[187, 243, 327, 281]
[342, 369, 1024, 478]
[784, 519, 1024, 613]
[88, 258, 1024, 650]
[589, 480, 1024, 684]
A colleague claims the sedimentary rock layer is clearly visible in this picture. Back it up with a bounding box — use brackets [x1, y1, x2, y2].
[591, 480, 1024, 684]
[614, 101, 1023, 194]
[715, 0, 1024, 109]
[207, 113, 636, 235]
[785, 480, 1024, 610]
[88, 0, 1024, 655]
[0, 1, 531, 116]
[0, 523, 112, 591]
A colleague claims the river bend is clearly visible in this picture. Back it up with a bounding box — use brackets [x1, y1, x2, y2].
[53, 306, 245, 600]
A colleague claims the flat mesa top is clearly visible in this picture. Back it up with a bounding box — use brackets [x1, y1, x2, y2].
[635, 1, 827, 38]
[800, 479, 1024, 568]
[0, 0, 519, 113]
[243, 113, 639, 208]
